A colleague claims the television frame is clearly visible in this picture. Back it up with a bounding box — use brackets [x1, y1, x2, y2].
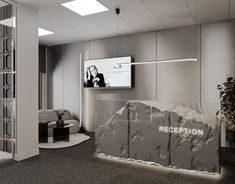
[83, 56, 134, 89]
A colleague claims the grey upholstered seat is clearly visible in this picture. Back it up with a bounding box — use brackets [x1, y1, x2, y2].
[38, 109, 80, 137]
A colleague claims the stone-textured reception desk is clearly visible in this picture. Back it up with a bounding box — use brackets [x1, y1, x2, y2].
[95, 101, 220, 173]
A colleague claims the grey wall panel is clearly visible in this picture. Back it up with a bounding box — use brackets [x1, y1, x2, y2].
[120, 32, 157, 100]
[201, 20, 235, 116]
[120, 32, 156, 62]
[41, 73, 47, 109]
[46, 47, 52, 109]
[39, 45, 47, 110]
[47, 42, 89, 118]
[47, 45, 64, 109]
[157, 26, 198, 60]
[39, 45, 46, 73]
[89, 37, 118, 59]
[157, 25, 201, 111]
[63, 42, 89, 120]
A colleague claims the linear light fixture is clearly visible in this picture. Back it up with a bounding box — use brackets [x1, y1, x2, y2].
[62, 0, 109, 16]
[116, 58, 198, 67]
[38, 28, 54, 37]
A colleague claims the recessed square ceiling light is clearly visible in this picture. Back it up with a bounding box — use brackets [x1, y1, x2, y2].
[38, 28, 54, 37]
[62, 0, 109, 16]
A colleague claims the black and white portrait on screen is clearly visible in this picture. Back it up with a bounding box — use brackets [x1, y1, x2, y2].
[83, 57, 132, 88]
[84, 65, 106, 87]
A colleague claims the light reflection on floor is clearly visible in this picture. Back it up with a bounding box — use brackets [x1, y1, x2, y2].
[0, 151, 12, 162]
[95, 153, 222, 181]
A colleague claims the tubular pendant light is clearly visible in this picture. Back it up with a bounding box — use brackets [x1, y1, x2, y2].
[117, 58, 198, 66]
[116, 1, 198, 66]
[79, 53, 83, 128]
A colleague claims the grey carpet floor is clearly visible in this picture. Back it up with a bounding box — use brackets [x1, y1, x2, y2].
[0, 133, 235, 184]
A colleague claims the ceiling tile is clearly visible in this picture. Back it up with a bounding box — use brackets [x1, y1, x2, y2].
[186, 0, 230, 23]
[142, 0, 193, 28]
[87, 11, 136, 35]
[15, 0, 54, 10]
[99, 0, 165, 31]
[39, 13, 71, 33]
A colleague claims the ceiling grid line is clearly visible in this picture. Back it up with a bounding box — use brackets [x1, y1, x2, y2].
[140, 0, 167, 29]
[185, 0, 196, 23]
[39, 12, 75, 31]
[83, 16, 116, 35]
[108, 9, 139, 32]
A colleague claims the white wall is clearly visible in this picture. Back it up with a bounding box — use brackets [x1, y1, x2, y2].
[201, 21, 235, 115]
[15, 3, 39, 161]
[201, 20, 235, 147]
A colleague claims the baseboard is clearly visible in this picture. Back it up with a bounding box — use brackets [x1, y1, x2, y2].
[14, 148, 39, 161]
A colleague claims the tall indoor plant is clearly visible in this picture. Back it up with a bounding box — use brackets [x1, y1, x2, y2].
[217, 77, 235, 141]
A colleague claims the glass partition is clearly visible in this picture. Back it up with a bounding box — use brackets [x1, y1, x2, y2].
[0, 0, 16, 161]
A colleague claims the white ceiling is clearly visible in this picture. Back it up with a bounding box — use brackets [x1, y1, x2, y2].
[15, 0, 235, 46]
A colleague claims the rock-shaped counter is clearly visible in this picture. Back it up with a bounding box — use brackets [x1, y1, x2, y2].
[95, 101, 220, 173]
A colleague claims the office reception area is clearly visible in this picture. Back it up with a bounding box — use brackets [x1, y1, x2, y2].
[0, 0, 235, 183]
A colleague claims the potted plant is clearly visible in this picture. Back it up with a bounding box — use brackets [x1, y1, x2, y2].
[55, 110, 65, 127]
[217, 77, 235, 142]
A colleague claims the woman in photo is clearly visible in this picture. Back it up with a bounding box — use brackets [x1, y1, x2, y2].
[84, 65, 106, 87]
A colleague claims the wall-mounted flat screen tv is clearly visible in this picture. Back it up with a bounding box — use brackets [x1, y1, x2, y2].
[84, 56, 133, 89]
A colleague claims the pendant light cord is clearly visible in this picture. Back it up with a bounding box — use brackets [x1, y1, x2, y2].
[194, 0, 197, 59]
[115, 8, 120, 57]
[117, 13, 119, 57]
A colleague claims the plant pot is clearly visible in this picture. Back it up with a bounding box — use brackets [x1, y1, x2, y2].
[56, 119, 64, 128]
[226, 129, 235, 142]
